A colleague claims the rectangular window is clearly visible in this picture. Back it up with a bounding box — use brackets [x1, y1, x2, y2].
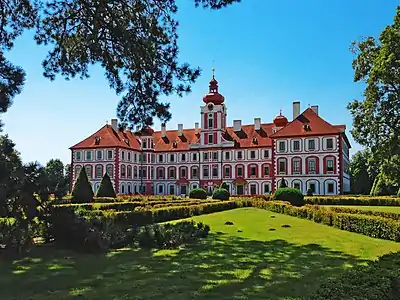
[225, 152, 230, 160]
[250, 166, 256, 176]
[208, 134, 213, 144]
[181, 168, 186, 178]
[264, 184, 270, 194]
[213, 152, 218, 161]
[203, 152, 208, 161]
[327, 138, 333, 150]
[294, 183, 301, 190]
[293, 160, 300, 173]
[212, 166, 218, 177]
[279, 160, 286, 173]
[263, 165, 270, 176]
[224, 166, 230, 178]
[309, 159, 316, 172]
[169, 169, 175, 179]
[203, 166, 209, 178]
[159, 155, 163, 163]
[250, 151, 256, 159]
[237, 166, 243, 177]
[76, 152, 82, 161]
[158, 169, 164, 179]
[142, 168, 147, 179]
[237, 151, 243, 160]
[328, 183, 334, 193]
[327, 158, 334, 172]
[308, 139, 315, 151]
[263, 150, 269, 158]
[127, 152, 131, 161]
[121, 151, 125, 161]
[86, 151, 92, 161]
[170, 154, 175, 162]
[151, 154, 155, 163]
[250, 185, 257, 195]
[279, 141, 285, 152]
[193, 153, 197, 161]
[181, 154, 186, 162]
[293, 140, 300, 152]
[142, 140, 147, 149]
[310, 183, 316, 193]
[208, 114, 213, 128]
[158, 185, 163, 194]
[134, 153, 137, 162]
[192, 168, 198, 179]
[96, 150, 102, 160]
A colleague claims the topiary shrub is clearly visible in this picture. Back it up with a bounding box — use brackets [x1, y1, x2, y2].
[212, 188, 230, 200]
[72, 167, 94, 203]
[189, 188, 207, 200]
[306, 188, 313, 196]
[279, 178, 288, 188]
[220, 182, 229, 191]
[272, 187, 305, 207]
[96, 173, 116, 198]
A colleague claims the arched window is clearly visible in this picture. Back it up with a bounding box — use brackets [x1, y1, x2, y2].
[121, 164, 126, 178]
[121, 184, 125, 194]
[106, 164, 113, 178]
[85, 165, 93, 179]
[95, 165, 103, 178]
[157, 167, 165, 179]
[127, 165, 132, 178]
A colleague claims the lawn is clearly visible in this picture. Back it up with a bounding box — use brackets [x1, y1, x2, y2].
[327, 205, 400, 212]
[1, 207, 400, 300]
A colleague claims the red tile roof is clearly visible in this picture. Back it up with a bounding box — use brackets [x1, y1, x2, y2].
[271, 108, 346, 138]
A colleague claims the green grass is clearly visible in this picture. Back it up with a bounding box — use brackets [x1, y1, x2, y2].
[1, 208, 400, 300]
[327, 205, 400, 212]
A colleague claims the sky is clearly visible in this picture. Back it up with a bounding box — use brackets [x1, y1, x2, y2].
[2, 0, 399, 165]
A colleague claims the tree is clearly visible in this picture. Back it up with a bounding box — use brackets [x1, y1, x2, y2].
[0, 0, 240, 128]
[96, 173, 116, 198]
[45, 159, 64, 191]
[64, 163, 71, 192]
[348, 6, 400, 187]
[71, 167, 94, 203]
[279, 178, 287, 188]
[349, 150, 375, 194]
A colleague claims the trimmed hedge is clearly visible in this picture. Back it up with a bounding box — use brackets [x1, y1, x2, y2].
[252, 201, 400, 242]
[189, 188, 207, 200]
[272, 188, 305, 206]
[326, 206, 400, 221]
[309, 252, 400, 299]
[304, 196, 400, 206]
[96, 173, 116, 198]
[212, 188, 230, 200]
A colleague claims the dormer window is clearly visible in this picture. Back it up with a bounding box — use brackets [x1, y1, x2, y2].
[173, 141, 178, 148]
[252, 137, 258, 144]
[94, 136, 101, 145]
[142, 140, 147, 149]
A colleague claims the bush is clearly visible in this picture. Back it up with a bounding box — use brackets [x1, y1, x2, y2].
[304, 196, 400, 206]
[220, 182, 229, 190]
[272, 188, 305, 206]
[96, 173, 116, 198]
[212, 188, 230, 200]
[71, 167, 94, 203]
[306, 188, 313, 196]
[189, 188, 207, 200]
[136, 221, 210, 249]
[309, 252, 400, 300]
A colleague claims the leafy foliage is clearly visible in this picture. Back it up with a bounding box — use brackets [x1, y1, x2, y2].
[71, 167, 94, 203]
[303, 195, 400, 206]
[272, 188, 305, 207]
[189, 188, 207, 200]
[96, 173, 116, 198]
[348, 7, 400, 187]
[212, 188, 230, 200]
[350, 150, 376, 194]
[279, 178, 287, 188]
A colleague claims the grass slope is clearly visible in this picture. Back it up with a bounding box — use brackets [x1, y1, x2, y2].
[1, 208, 399, 300]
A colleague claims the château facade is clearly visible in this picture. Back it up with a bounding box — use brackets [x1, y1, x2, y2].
[70, 74, 351, 196]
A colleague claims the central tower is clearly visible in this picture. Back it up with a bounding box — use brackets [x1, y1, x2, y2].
[200, 69, 227, 146]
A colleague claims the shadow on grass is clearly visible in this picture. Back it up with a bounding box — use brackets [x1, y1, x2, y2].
[0, 233, 368, 300]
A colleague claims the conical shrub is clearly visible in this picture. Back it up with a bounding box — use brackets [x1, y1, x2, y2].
[72, 167, 94, 203]
[96, 173, 116, 198]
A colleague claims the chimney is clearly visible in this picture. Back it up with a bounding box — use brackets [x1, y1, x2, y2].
[254, 118, 261, 131]
[111, 119, 118, 131]
[178, 124, 183, 136]
[195, 122, 199, 133]
[233, 120, 242, 132]
[161, 123, 166, 138]
[293, 101, 300, 120]
[311, 105, 319, 116]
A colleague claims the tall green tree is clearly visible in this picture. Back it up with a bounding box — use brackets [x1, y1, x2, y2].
[45, 159, 64, 191]
[72, 167, 94, 203]
[0, 0, 240, 128]
[96, 173, 116, 198]
[349, 150, 375, 194]
[348, 6, 400, 186]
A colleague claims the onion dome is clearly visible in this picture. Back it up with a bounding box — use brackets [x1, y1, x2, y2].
[203, 68, 225, 105]
[273, 110, 288, 127]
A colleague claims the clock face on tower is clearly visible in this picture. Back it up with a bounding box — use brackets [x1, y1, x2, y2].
[207, 103, 213, 110]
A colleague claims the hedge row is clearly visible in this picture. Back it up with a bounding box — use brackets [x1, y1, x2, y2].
[326, 206, 400, 221]
[304, 196, 400, 206]
[77, 200, 254, 227]
[252, 201, 400, 242]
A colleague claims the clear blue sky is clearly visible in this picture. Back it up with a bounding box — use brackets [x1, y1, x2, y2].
[2, 0, 399, 165]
